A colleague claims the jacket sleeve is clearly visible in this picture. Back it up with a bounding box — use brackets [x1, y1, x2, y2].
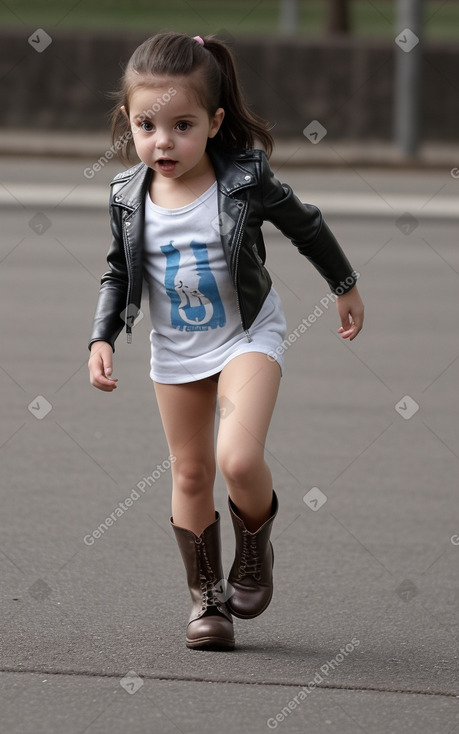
[259, 153, 358, 295]
[88, 198, 129, 352]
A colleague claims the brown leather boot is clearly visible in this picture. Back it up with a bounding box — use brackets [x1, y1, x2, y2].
[227, 491, 278, 619]
[170, 512, 234, 650]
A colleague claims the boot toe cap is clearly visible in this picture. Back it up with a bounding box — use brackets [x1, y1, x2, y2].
[186, 614, 234, 649]
[227, 583, 273, 619]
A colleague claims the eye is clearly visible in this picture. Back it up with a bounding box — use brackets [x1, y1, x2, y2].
[176, 121, 191, 132]
[139, 120, 154, 132]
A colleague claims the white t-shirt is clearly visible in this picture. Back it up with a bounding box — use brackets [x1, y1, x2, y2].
[143, 182, 287, 383]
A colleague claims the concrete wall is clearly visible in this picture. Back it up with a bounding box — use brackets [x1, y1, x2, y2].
[2, 29, 458, 140]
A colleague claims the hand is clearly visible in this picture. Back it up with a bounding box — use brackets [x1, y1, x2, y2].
[336, 285, 364, 341]
[88, 341, 118, 391]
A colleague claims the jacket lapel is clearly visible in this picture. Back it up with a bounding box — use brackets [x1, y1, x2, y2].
[111, 163, 152, 213]
[208, 147, 256, 269]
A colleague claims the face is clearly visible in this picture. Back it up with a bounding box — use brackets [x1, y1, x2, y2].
[123, 77, 224, 183]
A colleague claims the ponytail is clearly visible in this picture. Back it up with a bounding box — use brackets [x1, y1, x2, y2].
[110, 32, 274, 163]
[201, 36, 274, 157]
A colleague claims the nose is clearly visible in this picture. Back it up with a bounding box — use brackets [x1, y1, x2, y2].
[155, 128, 173, 150]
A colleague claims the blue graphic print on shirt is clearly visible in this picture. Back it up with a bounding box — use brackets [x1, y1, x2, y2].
[161, 240, 226, 331]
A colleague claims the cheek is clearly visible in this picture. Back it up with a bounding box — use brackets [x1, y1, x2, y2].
[131, 138, 155, 165]
[132, 135, 153, 154]
[180, 132, 208, 155]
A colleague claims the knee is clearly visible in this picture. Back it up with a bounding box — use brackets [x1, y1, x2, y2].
[217, 448, 261, 487]
[173, 458, 215, 496]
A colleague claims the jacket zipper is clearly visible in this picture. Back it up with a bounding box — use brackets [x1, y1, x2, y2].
[122, 218, 133, 343]
[232, 201, 252, 342]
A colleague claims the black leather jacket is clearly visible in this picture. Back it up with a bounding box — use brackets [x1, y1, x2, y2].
[89, 146, 357, 351]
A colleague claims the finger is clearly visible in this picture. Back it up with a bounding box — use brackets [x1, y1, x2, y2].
[99, 382, 117, 391]
[349, 319, 363, 340]
[339, 316, 363, 340]
[349, 308, 364, 339]
[338, 311, 352, 335]
[338, 323, 355, 339]
[92, 376, 118, 391]
[103, 358, 114, 378]
[90, 366, 118, 390]
[100, 374, 118, 387]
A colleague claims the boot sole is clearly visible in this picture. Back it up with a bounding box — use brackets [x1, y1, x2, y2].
[186, 636, 235, 650]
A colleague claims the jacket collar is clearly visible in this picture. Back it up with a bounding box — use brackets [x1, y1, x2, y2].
[111, 163, 152, 213]
[111, 146, 256, 211]
[207, 145, 257, 196]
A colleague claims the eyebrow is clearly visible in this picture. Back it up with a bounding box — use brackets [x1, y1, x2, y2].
[132, 112, 200, 122]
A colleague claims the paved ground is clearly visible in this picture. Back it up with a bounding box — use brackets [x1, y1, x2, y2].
[1, 157, 459, 733]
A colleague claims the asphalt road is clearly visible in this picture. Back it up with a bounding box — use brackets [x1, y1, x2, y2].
[1, 160, 459, 733]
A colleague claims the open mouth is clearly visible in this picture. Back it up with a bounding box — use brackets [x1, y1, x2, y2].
[156, 158, 178, 172]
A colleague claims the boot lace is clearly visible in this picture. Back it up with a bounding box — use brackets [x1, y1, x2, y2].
[195, 538, 220, 611]
[237, 531, 262, 580]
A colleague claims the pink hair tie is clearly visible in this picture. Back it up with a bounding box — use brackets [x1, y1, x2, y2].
[193, 35, 205, 46]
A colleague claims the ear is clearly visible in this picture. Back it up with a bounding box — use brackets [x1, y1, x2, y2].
[120, 105, 129, 120]
[208, 107, 225, 139]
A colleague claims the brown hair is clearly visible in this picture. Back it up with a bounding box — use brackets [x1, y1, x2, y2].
[110, 31, 274, 164]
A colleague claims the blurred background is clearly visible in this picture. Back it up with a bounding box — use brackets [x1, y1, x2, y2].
[1, 0, 458, 155]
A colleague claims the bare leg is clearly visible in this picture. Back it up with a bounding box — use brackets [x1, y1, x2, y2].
[216, 353, 281, 531]
[154, 377, 218, 536]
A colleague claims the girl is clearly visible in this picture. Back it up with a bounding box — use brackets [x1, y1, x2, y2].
[88, 32, 364, 650]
